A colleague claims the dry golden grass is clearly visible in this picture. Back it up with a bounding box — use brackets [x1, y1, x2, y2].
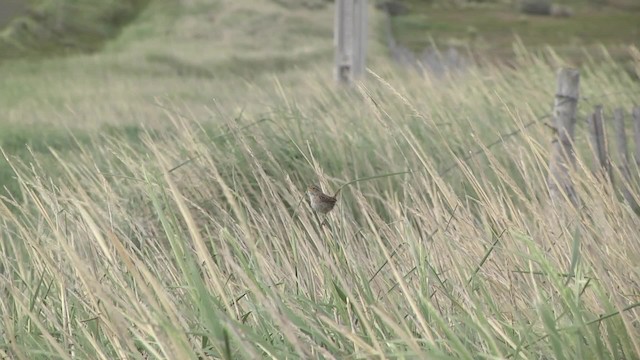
[1, 1, 639, 359]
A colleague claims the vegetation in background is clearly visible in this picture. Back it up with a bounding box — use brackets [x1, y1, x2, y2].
[0, 0, 150, 60]
[389, 0, 640, 65]
[0, 0, 341, 201]
[0, 0, 639, 358]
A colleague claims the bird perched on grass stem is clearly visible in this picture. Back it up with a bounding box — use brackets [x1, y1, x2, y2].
[306, 184, 339, 216]
[301, 171, 411, 223]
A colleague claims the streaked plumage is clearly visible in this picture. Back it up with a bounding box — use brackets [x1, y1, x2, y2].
[306, 185, 337, 214]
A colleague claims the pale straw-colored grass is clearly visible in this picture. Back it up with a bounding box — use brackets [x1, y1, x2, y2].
[1, 43, 639, 358]
[1, 0, 639, 357]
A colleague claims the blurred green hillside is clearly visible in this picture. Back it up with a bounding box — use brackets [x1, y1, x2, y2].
[389, 0, 640, 65]
[0, 0, 149, 59]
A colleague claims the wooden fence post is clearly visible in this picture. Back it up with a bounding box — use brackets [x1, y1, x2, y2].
[588, 105, 612, 181]
[613, 108, 638, 209]
[613, 108, 628, 166]
[547, 68, 580, 206]
[334, 0, 367, 85]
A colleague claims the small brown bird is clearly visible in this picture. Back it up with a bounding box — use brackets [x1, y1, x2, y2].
[306, 184, 338, 215]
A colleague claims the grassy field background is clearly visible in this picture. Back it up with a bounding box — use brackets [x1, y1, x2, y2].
[391, 0, 640, 63]
[1, 0, 639, 359]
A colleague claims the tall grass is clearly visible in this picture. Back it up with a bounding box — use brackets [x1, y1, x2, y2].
[1, 43, 639, 359]
[0, 0, 344, 205]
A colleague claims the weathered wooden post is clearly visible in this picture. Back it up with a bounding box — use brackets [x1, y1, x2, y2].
[613, 108, 628, 167]
[334, 0, 368, 85]
[612, 108, 638, 209]
[588, 105, 612, 181]
[547, 68, 580, 206]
